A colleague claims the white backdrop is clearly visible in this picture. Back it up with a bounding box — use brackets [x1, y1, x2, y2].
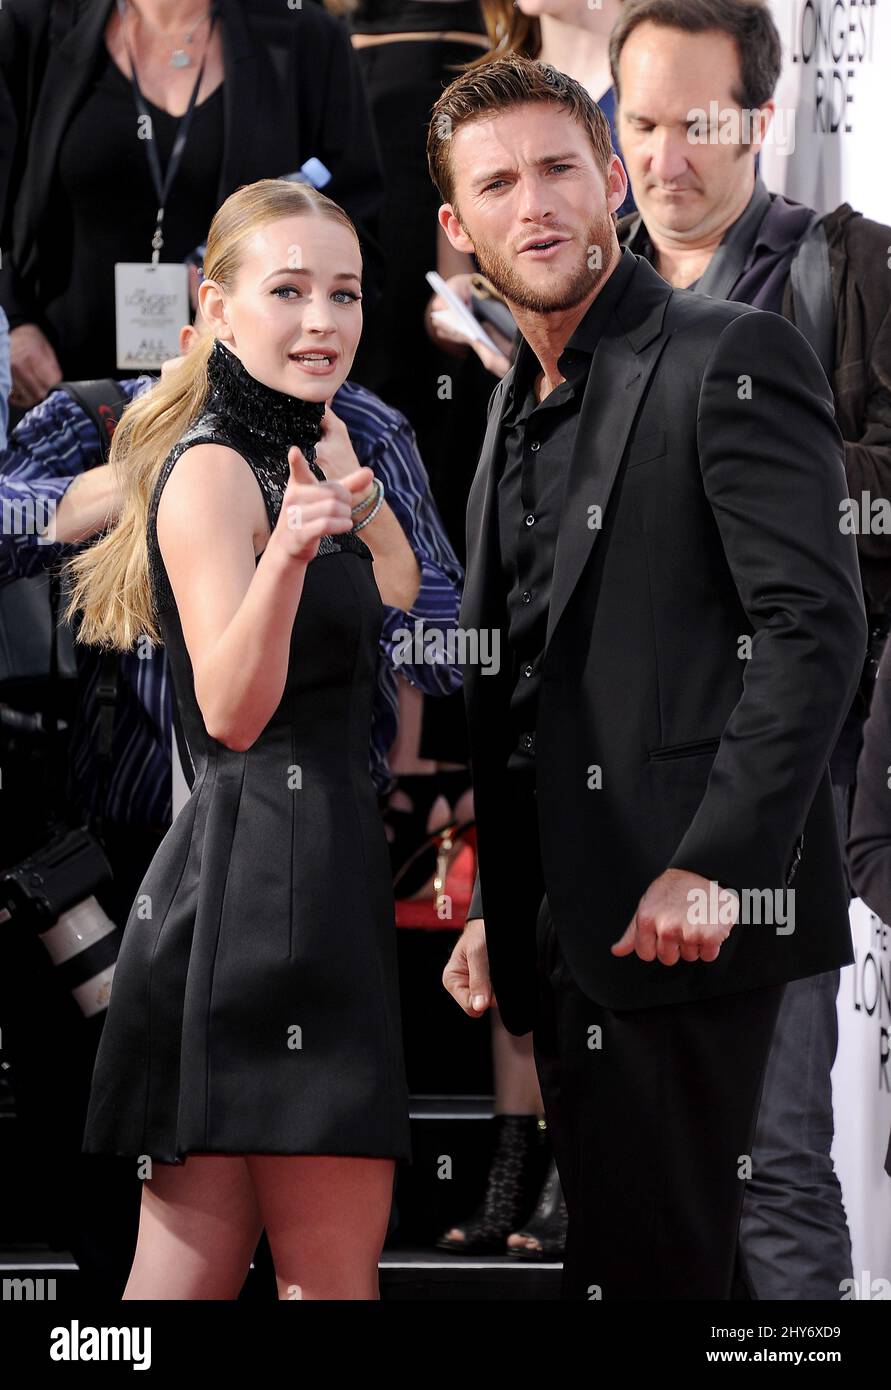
[832, 900, 891, 1287]
[761, 0, 891, 222]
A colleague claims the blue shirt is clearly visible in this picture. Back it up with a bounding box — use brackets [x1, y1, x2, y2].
[0, 374, 463, 827]
[597, 86, 636, 219]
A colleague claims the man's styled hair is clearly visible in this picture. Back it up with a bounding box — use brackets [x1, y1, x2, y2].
[426, 54, 615, 212]
[608, 0, 782, 109]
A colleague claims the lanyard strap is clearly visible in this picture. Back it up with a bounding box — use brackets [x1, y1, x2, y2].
[116, 0, 221, 262]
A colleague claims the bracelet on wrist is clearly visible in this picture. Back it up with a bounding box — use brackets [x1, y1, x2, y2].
[353, 476, 385, 531]
[351, 480, 379, 515]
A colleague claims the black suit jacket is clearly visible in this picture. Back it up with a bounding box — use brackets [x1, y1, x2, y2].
[462, 252, 868, 1036]
[0, 0, 385, 331]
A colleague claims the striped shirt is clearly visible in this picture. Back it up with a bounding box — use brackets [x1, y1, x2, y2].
[0, 374, 463, 827]
[0, 307, 10, 450]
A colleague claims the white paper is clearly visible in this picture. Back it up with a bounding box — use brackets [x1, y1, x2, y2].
[115, 262, 189, 371]
[426, 270, 502, 354]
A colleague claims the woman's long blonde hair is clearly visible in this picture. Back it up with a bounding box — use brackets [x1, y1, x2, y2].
[62, 179, 358, 651]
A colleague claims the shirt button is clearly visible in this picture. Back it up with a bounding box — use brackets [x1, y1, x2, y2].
[523, 663, 534, 677]
[525, 514, 535, 527]
[530, 440, 541, 453]
[522, 590, 532, 604]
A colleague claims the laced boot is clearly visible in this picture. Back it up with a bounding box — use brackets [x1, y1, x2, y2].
[507, 1156, 568, 1259]
[436, 1113, 550, 1255]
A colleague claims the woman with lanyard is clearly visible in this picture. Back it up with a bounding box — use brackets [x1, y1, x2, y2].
[7, 0, 226, 406]
[0, 0, 385, 416]
[112, 0, 223, 377]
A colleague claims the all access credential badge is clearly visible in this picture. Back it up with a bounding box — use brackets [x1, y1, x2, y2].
[115, 262, 189, 370]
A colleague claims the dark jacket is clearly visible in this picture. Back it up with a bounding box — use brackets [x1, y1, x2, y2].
[814, 203, 891, 620]
[463, 253, 867, 1036]
[0, 0, 386, 336]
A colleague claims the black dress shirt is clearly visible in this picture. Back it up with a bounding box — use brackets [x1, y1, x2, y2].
[497, 247, 637, 772]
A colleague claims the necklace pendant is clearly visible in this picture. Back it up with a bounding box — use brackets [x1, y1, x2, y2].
[170, 49, 191, 68]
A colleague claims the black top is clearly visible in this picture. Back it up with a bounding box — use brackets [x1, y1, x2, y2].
[350, 0, 486, 34]
[43, 44, 224, 379]
[200, 336, 327, 453]
[496, 248, 637, 772]
[147, 337, 371, 618]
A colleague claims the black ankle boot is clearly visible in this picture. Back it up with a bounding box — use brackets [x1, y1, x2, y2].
[436, 1114, 551, 1255]
[507, 1156, 568, 1259]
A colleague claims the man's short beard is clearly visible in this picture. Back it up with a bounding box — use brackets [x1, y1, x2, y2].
[467, 210, 617, 314]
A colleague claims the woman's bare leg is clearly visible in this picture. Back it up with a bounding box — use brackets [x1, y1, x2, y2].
[388, 677, 436, 775]
[491, 1006, 542, 1113]
[246, 1154, 396, 1300]
[122, 1154, 264, 1300]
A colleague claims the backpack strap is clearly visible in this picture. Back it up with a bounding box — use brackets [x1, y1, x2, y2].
[53, 376, 132, 839]
[55, 377, 131, 462]
[55, 376, 198, 801]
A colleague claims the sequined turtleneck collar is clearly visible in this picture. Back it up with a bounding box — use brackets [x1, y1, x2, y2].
[205, 337, 326, 451]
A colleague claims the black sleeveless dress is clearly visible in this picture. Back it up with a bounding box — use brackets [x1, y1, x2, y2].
[81, 338, 413, 1165]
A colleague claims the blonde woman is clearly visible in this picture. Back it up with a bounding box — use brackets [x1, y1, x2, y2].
[66, 178, 417, 1300]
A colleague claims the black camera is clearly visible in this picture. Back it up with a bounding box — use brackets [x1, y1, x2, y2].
[0, 826, 122, 1017]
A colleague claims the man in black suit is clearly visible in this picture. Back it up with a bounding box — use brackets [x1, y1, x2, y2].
[427, 53, 867, 1299]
